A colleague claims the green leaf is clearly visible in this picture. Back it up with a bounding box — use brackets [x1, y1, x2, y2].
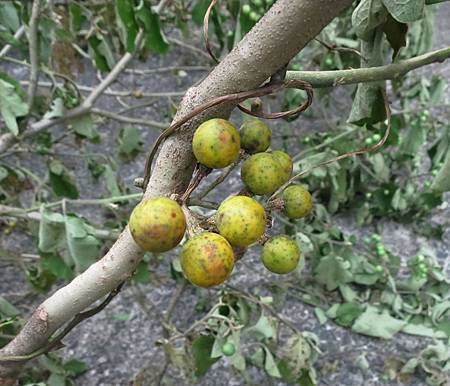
[399, 122, 427, 156]
[315, 255, 353, 291]
[88, 34, 116, 72]
[381, 14, 407, 59]
[401, 323, 447, 338]
[0, 296, 20, 317]
[132, 261, 150, 283]
[0, 79, 28, 135]
[247, 312, 276, 340]
[431, 151, 450, 193]
[47, 373, 66, 386]
[348, 31, 386, 125]
[263, 346, 281, 378]
[351, 0, 387, 40]
[0, 3, 20, 32]
[352, 305, 406, 339]
[70, 114, 99, 141]
[64, 214, 101, 272]
[118, 126, 142, 156]
[38, 207, 66, 253]
[41, 253, 73, 281]
[63, 359, 88, 375]
[135, 2, 169, 54]
[48, 160, 79, 199]
[116, 0, 139, 52]
[382, 0, 425, 22]
[43, 98, 65, 120]
[191, 335, 220, 377]
[192, 0, 210, 25]
[335, 303, 365, 327]
[102, 164, 121, 197]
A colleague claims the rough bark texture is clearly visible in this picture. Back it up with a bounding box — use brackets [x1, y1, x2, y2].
[0, 0, 353, 377]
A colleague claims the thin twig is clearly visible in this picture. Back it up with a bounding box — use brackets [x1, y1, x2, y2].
[125, 65, 209, 75]
[203, 0, 220, 63]
[268, 88, 392, 200]
[315, 37, 366, 61]
[27, 0, 43, 110]
[194, 159, 239, 200]
[91, 108, 169, 129]
[153, 0, 173, 14]
[167, 37, 213, 60]
[0, 26, 25, 57]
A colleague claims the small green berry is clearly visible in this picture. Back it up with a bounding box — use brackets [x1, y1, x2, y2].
[221, 342, 236, 356]
[249, 11, 259, 21]
[365, 137, 374, 146]
[242, 4, 251, 14]
[372, 133, 381, 142]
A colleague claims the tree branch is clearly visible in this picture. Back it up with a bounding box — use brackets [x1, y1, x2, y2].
[0, 26, 25, 58]
[286, 46, 450, 87]
[0, 0, 354, 377]
[26, 0, 42, 110]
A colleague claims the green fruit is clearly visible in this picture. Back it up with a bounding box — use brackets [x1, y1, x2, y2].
[242, 4, 251, 14]
[130, 197, 186, 252]
[282, 185, 313, 219]
[216, 196, 266, 247]
[372, 133, 381, 142]
[270, 150, 293, 183]
[240, 119, 271, 153]
[221, 342, 236, 356]
[192, 118, 241, 169]
[325, 57, 334, 66]
[241, 153, 284, 195]
[249, 11, 259, 21]
[365, 137, 374, 146]
[181, 232, 234, 288]
[261, 235, 300, 274]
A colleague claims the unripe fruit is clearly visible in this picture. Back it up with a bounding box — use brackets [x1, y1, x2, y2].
[181, 232, 234, 288]
[249, 11, 259, 21]
[216, 196, 266, 247]
[221, 342, 236, 356]
[241, 153, 284, 195]
[282, 185, 313, 219]
[240, 119, 271, 153]
[270, 150, 293, 183]
[242, 4, 251, 14]
[192, 118, 241, 169]
[261, 235, 300, 274]
[130, 197, 186, 252]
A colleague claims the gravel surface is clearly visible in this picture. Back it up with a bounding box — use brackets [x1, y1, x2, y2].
[1, 4, 450, 386]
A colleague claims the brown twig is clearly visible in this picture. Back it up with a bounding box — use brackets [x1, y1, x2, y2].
[180, 164, 211, 202]
[203, 0, 220, 64]
[268, 87, 392, 200]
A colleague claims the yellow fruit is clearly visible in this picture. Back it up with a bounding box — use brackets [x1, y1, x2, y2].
[261, 235, 300, 274]
[282, 185, 313, 219]
[181, 232, 235, 288]
[192, 118, 241, 168]
[241, 153, 284, 195]
[216, 196, 266, 246]
[129, 197, 186, 252]
[270, 150, 293, 183]
[240, 119, 271, 153]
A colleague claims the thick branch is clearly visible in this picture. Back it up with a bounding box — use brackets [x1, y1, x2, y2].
[286, 46, 450, 87]
[0, 0, 353, 377]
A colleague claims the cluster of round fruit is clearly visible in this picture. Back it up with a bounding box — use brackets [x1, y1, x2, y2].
[129, 118, 313, 288]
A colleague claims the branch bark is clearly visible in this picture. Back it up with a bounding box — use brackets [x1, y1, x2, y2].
[27, 0, 42, 110]
[0, 0, 353, 377]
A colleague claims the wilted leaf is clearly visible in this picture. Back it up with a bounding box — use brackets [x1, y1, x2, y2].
[431, 151, 450, 193]
[352, 0, 387, 40]
[102, 164, 121, 197]
[88, 34, 115, 72]
[38, 206, 66, 253]
[352, 305, 406, 339]
[247, 312, 276, 340]
[41, 253, 73, 280]
[263, 346, 281, 378]
[0, 79, 28, 135]
[70, 114, 99, 141]
[64, 214, 101, 272]
[315, 255, 353, 291]
[382, 14, 407, 59]
[382, 0, 424, 22]
[118, 126, 142, 156]
[335, 303, 365, 327]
